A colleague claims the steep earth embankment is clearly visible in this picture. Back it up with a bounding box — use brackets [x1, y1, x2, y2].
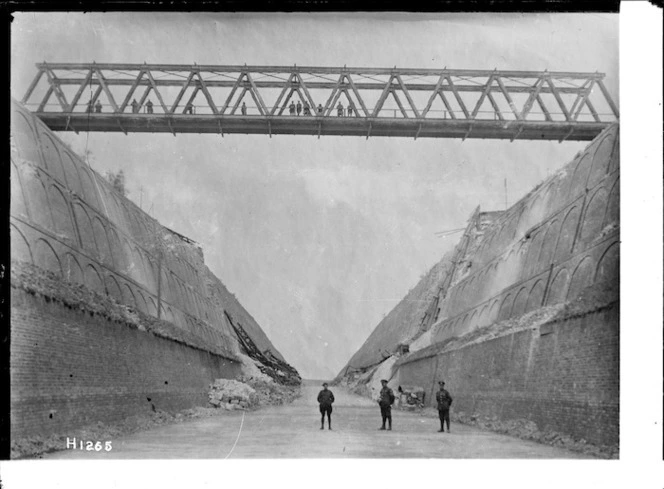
[337, 124, 619, 455]
[9, 99, 300, 447]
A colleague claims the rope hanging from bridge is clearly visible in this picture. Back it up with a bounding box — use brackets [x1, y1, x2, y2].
[21, 63, 619, 141]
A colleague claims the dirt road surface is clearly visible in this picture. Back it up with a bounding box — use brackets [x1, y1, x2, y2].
[43, 380, 593, 459]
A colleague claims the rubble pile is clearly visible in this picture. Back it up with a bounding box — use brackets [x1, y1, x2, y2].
[208, 379, 259, 410]
[241, 376, 301, 406]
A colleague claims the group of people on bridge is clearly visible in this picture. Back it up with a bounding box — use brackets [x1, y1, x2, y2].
[317, 379, 453, 433]
[286, 100, 355, 117]
[85, 98, 358, 117]
[86, 98, 155, 114]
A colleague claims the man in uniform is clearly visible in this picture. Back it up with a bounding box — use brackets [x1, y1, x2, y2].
[317, 382, 334, 430]
[436, 381, 453, 433]
[378, 379, 395, 430]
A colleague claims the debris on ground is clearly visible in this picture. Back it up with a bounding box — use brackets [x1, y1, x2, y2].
[208, 379, 259, 410]
[240, 376, 301, 406]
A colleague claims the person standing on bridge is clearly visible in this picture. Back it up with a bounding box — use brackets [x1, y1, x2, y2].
[317, 382, 335, 430]
[296, 100, 302, 116]
[86, 100, 94, 113]
[289, 101, 296, 115]
[303, 101, 311, 115]
[337, 102, 344, 117]
[436, 381, 453, 433]
[95, 100, 102, 113]
[378, 379, 395, 430]
[347, 104, 353, 117]
[241, 102, 247, 115]
[146, 100, 154, 114]
[131, 99, 139, 114]
[317, 104, 324, 115]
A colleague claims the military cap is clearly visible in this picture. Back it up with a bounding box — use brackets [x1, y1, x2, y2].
[322, 382, 328, 386]
[438, 381, 446, 385]
[380, 379, 388, 383]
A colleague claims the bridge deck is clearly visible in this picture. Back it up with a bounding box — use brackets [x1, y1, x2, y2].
[37, 112, 609, 141]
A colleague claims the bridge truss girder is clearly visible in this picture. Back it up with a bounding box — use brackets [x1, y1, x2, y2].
[21, 63, 619, 141]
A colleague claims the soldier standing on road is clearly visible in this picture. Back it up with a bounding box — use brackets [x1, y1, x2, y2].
[436, 381, 453, 433]
[317, 382, 335, 430]
[378, 379, 395, 430]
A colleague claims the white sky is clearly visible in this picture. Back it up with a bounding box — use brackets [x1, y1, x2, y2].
[11, 12, 619, 378]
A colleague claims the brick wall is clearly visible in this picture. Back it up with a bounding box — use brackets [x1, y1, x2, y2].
[10, 288, 241, 439]
[397, 303, 619, 447]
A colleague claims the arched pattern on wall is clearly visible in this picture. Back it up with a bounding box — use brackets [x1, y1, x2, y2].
[38, 131, 67, 185]
[587, 133, 614, 188]
[24, 174, 54, 231]
[498, 293, 513, 321]
[33, 238, 62, 275]
[511, 287, 528, 318]
[63, 253, 84, 284]
[85, 264, 106, 294]
[566, 257, 594, 301]
[107, 228, 126, 271]
[106, 275, 123, 302]
[136, 290, 149, 314]
[487, 299, 500, 325]
[477, 305, 488, 328]
[112, 195, 130, 234]
[609, 134, 620, 174]
[579, 187, 609, 249]
[595, 241, 619, 284]
[48, 185, 77, 239]
[73, 204, 98, 255]
[147, 296, 158, 317]
[568, 153, 592, 199]
[78, 167, 101, 211]
[525, 280, 545, 313]
[10, 162, 30, 219]
[122, 283, 137, 307]
[604, 178, 620, 227]
[546, 269, 569, 305]
[60, 151, 84, 197]
[10, 224, 33, 263]
[538, 219, 560, 267]
[554, 207, 580, 262]
[525, 228, 545, 276]
[11, 110, 43, 165]
[139, 250, 157, 292]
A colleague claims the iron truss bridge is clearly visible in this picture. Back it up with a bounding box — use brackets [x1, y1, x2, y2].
[21, 63, 619, 141]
